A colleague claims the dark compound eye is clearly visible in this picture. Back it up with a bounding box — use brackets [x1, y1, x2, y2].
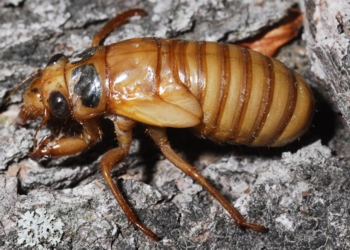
[46, 53, 66, 67]
[48, 91, 70, 119]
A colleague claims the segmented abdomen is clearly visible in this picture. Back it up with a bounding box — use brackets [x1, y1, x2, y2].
[158, 39, 314, 147]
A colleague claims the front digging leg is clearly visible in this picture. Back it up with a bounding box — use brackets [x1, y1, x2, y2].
[30, 118, 102, 159]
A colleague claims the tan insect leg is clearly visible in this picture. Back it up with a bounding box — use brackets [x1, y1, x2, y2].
[30, 118, 102, 159]
[100, 116, 158, 240]
[92, 9, 147, 47]
[147, 126, 268, 233]
[30, 136, 93, 160]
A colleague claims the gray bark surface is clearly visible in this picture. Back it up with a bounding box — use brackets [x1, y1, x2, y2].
[1, 0, 349, 249]
[301, 0, 350, 123]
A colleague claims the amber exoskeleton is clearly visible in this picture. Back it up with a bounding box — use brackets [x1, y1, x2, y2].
[17, 9, 314, 240]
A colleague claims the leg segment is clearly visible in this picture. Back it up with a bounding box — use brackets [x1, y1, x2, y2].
[100, 116, 158, 240]
[147, 126, 267, 233]
[92, 9, 147, 47]
[30, 118, 102, 159]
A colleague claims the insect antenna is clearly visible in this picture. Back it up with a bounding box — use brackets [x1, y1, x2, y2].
[5, 69, 42, 102]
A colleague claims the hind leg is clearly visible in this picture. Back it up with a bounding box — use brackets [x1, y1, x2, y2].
[147, 126, 267, 232]
[92, 9, 146, 46]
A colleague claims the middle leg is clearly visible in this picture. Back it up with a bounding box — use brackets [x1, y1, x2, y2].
[100, 116, 158, 240]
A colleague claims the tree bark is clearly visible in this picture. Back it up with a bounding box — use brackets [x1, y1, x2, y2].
[1, 0, 349, 249]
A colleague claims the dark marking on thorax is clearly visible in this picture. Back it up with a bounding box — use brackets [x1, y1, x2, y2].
[72, 64, 102, 108]
[70, 46, 102, 64]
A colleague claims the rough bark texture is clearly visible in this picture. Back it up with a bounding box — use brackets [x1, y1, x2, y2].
[300, 0, 350, 122]
[1, 0, 350, 249]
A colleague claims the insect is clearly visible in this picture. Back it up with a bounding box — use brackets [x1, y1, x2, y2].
[14, 9, 314, 240]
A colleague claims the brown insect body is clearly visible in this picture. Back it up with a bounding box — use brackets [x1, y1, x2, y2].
[24, 38, 313, 147]
[17, 9, 314, 240]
